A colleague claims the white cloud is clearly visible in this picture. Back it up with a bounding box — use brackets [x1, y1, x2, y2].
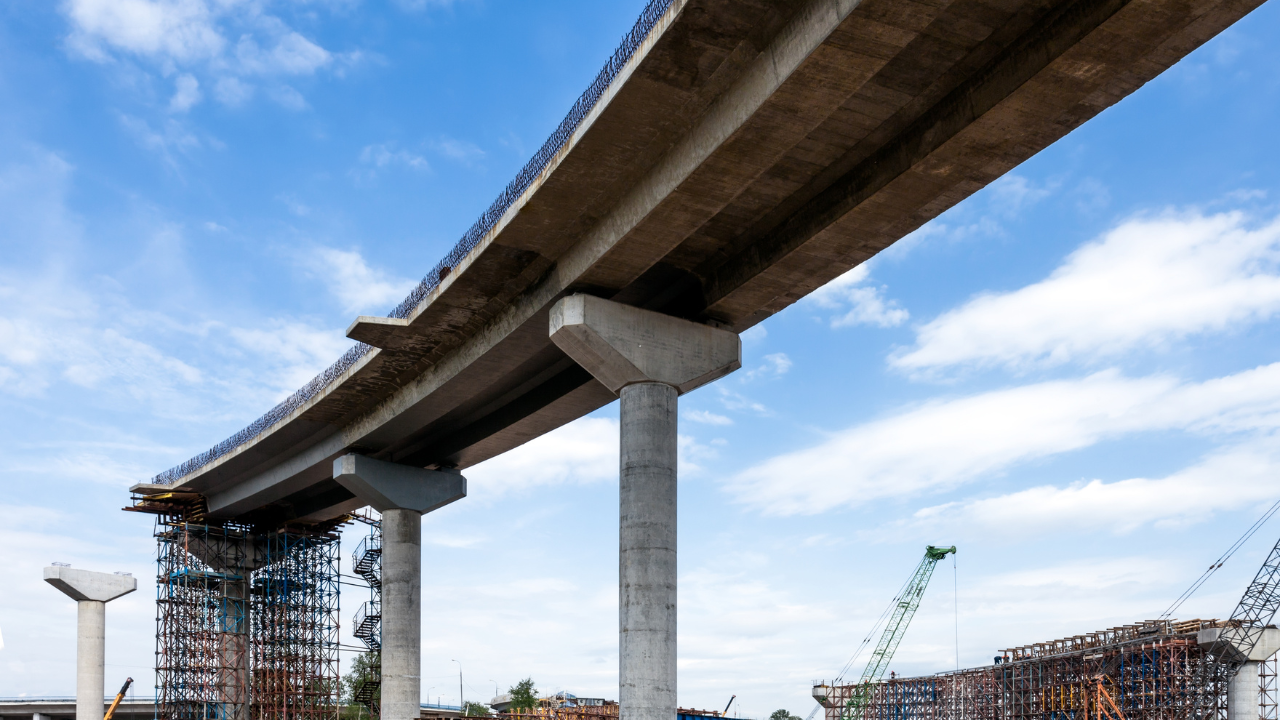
[725, 363, 1280, 515]
[226, 322, 354, 396]
[235, 31, 330, 75]
[464, 417, 618, 501]
[432, 136, 485, 166]
[740, 353, 792, 382]
[307, 247, 417, 315]
[270, 84, 307, 111]
[169, 73, 201, 112]
[894, 210, 1280, 374]
[909, 440, 1280, 535]
[214, 76, 253, 105]
[61, 0, 346, 111]
[357, 143, 430, 175]
[807, 265, 908, 328]
[685, 409, 733, 426]
[64, 0, 225, 63]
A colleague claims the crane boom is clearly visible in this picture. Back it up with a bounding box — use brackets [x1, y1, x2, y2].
[1192, 534, 1280, 720]
[857, 546, 956, 687]
[830, 545, 956, 720]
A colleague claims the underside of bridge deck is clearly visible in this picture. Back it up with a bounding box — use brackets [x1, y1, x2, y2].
[129, 0, 1266, 525]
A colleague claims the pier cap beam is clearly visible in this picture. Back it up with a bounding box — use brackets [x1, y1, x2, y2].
[549, 294, 740, 720]
[332, 454, 466, 514]
[549, 294, 740, 395]
[1197, 627, 1280, 664]
[44, 566, 136, 603]
[332, 455, 467, 720]
[44, 567, 136, 720]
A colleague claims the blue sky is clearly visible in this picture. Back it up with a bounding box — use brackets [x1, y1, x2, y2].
[3, 0, 1280, 717]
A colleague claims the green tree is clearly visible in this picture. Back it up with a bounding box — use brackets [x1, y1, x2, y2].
[340, 652, 380, 717]
[464, 701, 492, 717]
[509, 678, 539, 712]
[769, 710, 801, 720]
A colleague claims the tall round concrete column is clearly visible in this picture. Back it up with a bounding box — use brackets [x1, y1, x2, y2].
[383, 507, 424, 720]
[77, 600, 106, 720]
[619, 382, 678, 720]
[549, 294, 741, 720]
[44, 566, 136, 720]
[1229, 661, 1260, 720]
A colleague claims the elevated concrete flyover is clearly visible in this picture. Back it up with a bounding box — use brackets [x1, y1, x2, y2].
[130, 0, 1265, 524]
[127, 0, 1266, 717]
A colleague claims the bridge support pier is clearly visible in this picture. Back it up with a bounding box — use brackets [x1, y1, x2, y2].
[43, 566, 137, 720]
[334, 454, 468, 720]
[550, 294, 740, 720]
[1198, 626, 1280, 720]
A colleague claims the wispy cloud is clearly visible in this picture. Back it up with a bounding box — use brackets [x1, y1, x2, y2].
[61, 0, 359, 110]
[304, 247, 417, 315]
[806, 264, 908, 328]
[725, 363, 1280, 515]
[907, 440, 1280, 535]
[894, 210, 1280, 374]
[464, 417, 618, 502]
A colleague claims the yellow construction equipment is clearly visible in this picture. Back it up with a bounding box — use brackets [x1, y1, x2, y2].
[103, 677, 133, 720]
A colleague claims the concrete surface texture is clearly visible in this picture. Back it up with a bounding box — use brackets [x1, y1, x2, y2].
[382, 508, 425, 720]
[130, 0, 1266, 528]
[618, 382, 679, 720]
[43, 567, 136, 720]
[333, 454, 467, 513]
[549, 294, 740, 394]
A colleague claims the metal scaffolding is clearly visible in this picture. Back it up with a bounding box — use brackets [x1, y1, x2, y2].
[351, 513, 383, 716]
[251, 528, 341, 720]
[817, 621, 1241, 720]
[137, 493, 342, 720]
[154, 517, 255, 720]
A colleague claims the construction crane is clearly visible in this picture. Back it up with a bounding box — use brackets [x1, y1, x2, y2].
[1191, 533, 1280, 719]
[813, 545, 956, 720]
[103, 677, 133, 720]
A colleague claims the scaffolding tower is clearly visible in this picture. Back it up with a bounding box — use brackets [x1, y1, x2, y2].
[251, 528, 341, 720]
[134, 492, 343, 720]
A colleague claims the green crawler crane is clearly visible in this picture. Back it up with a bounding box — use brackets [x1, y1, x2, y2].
[813, 545, 957, 720]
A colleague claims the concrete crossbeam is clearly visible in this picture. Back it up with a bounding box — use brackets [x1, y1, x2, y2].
[44, 567, 136, 720]
[333, 454, 468, 720]
[549, 294, 740, 395]
[550, 294, 740, 720]
[333, 454, 467, 514]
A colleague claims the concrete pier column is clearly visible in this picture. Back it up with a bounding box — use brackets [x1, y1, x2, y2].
[619, 382, 678, 720]
[382, 507, 423, 720]
[550, 294, 740, 720]
[44, 566, 137, 720]
[334, 454, 467, 720]
[1199, 626, 1280, 720]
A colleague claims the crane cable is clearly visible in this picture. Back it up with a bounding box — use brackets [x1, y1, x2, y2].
[1159, 496, 1280, 621]
[834, 566, 919, 683]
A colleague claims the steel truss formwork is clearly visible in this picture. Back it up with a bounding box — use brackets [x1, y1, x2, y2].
[818, 621, 1244, 720]
[251, 528, 341, 720]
